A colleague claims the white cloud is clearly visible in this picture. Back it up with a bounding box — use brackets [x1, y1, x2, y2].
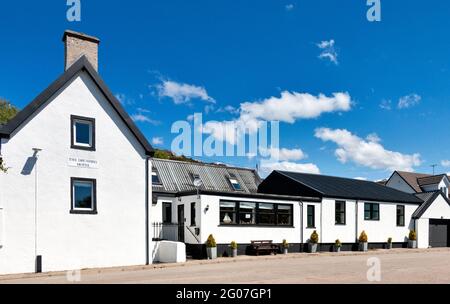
[285, 4, 294, 11]
[115, 93, 134, 105]
[152, 137, 164, 145]
[259, 147, 307, 161]
[260, 161, 320, 176]
[379, 99, 392, 110]
[354, 177, 368, 181]
[398, 94, 421, 109]
[314, 128, 422, 172]
[156, 80, 215, 104]
[131, 114, 161, 125]
[203, 91, 352, 145]
[441, 160, 450, 167]
[317, 40, 338, 65]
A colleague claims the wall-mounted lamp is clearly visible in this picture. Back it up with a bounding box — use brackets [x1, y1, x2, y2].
[204, 205, 210, 213]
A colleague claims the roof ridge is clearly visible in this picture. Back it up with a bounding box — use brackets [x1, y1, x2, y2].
[152, 157, 258, 172]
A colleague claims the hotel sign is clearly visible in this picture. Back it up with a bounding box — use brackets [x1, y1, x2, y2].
[68, 157, 99, 169]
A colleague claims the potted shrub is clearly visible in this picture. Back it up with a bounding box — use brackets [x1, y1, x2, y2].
[334, 239, 342, 253]
[206, 234, 217, 259]
[308, 231, 319, 253]
[408, 230, 417, 248]
[386, 237, 393, 249]
[358, 231, 368, 252]
[230, 241, 238, 257]
[282, 239, 289, 254]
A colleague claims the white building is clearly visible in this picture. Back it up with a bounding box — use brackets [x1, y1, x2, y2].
[385, 171, 450, 248]
[0, 31, 154, 275]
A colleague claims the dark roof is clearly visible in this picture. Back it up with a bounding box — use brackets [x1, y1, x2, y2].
[413, 191, 450, 219]
[0, 56, 154, 155]
[417, 174, 447, 186]
[152, 158, 262, 194]
[259, 171, 423, 204]
[392, 171, 431, 193]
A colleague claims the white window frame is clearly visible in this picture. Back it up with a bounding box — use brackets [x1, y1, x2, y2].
[73, 119, 93, 147]
[71, 178, 97, 214]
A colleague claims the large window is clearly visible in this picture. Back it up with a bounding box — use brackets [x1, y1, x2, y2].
[71, 115, 95, 151]
[190, 202, 196, 226]
[364, 203, 380, 221]
[396, 205, 405, 227]
[307, 205, 315, 228]
[71, 178, 97, 214]
[335, 201, 346, 225]
[219, 201, 293, 226]
[163, 202, 172, 223]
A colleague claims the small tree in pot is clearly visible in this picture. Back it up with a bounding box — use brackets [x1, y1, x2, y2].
[386, 237, 393, 249]
[308, 231, 319, 253]
[358, 231, 368, 252]
[230, 241, 238, 257]
[334, 239, 342, 253]
[206, 234, 217, 259]
[282, 239, 289, 254]
[408, 230, 417, 249]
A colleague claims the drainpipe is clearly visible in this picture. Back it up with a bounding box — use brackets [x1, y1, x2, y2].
[320, 200, 323, 247]
[298, 201, 304, 248]
[32, 148, 42, 273]
[355, 200, 359, 242]
[145, 157, 150, 265]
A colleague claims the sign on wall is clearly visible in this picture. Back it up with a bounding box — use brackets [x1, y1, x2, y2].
[68, 157, 99, 169]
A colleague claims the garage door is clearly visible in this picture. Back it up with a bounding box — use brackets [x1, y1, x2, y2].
[429, 219, 450, 247]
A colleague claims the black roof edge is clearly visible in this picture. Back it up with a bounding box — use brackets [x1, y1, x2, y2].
[322, 194, 423, 204]
[274, 170, 326, 195]
[0, 56, 154, 156]
[412, 191, 445, 219]
[155, 189, 321, 202]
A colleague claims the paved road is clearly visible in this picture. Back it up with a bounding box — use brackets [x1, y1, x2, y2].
[1, 248, 449, 284]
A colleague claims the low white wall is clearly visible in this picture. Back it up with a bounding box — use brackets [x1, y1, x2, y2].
[154, 241, 186, 263]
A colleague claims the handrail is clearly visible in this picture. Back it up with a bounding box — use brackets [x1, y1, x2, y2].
[185, 225, 201, 243]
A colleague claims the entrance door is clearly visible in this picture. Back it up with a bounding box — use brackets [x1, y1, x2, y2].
[429, 219, 450, 247]
[178, 205, 185, 242]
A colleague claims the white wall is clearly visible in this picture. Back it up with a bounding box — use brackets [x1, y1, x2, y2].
[420, 194, 450, 219]
[302, 202, 322, 244]
[0, 71, 151, 275]
[416, 219, 429, 249]
[386, 173, 416, 194]
[322, 198, 417, 243]
[197, 195, 301, 245]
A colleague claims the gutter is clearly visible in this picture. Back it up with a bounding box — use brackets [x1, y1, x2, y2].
[145, 157, 150, 265]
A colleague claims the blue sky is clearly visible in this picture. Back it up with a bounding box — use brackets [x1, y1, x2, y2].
[1, 0, 450, 180]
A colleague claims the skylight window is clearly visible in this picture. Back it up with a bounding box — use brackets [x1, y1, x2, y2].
[229, 176, 242, 191]
[152, 171, 162, 185]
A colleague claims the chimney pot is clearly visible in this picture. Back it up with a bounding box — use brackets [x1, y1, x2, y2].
[63, 30, 100, 72]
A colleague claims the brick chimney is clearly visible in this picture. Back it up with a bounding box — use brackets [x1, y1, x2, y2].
[63, 30, 100, 72]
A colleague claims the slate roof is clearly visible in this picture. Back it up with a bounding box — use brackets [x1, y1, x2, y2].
[152, 158, 262, 194]
[260, 171, 423, 203]
[0, 56, 154, 155]
[417, 174, 448, 186]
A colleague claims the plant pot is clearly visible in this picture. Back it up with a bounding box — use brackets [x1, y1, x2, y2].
[283, 248, 288, 255]
[207, 247, 217, 259]
[359, 242, 368, 252]
[308, 243, 318, 253]
[386, 242, 393, 249]
[408, 240, 417, 249]
[231, 248, 238, 257]
[334, 246, 341, 253]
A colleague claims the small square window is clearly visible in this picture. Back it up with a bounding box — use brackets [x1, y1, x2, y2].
[71, 178, 97, 214]
[71, 116, 95, 151]
[229, 178, 242, 191]
[152, 171, 162, 185]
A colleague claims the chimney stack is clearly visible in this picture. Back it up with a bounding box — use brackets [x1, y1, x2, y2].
[63, 30, 100, 72]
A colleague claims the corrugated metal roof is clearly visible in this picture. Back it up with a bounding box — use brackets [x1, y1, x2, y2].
[152, 158, 261, 194]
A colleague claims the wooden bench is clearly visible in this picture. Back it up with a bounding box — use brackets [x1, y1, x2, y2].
[250, 240, 280, 256]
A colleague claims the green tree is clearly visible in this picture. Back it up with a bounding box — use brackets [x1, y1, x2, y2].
[0, 98, 19, 125]
[0, 98, 19, 173]
[153, 149, 198, 163]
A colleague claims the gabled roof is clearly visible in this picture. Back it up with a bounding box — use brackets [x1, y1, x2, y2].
[152, 158, 262, 194]
[0, 56, 154, 156]
[392, 171, 431, 193]
[259, 171, 423, 204]
[413, 191, 450, 219]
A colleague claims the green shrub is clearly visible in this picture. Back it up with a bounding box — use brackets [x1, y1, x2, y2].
[206, 234, 217, 248]
[335, 239, 342, 248]
[310, 231, 319, 244]
[230, 241, 238, 250]
[387, 237, 393, 244]
[359, 231, 368, 243]
[409, 230, 417, 241]
[282, 239, 289, 249]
